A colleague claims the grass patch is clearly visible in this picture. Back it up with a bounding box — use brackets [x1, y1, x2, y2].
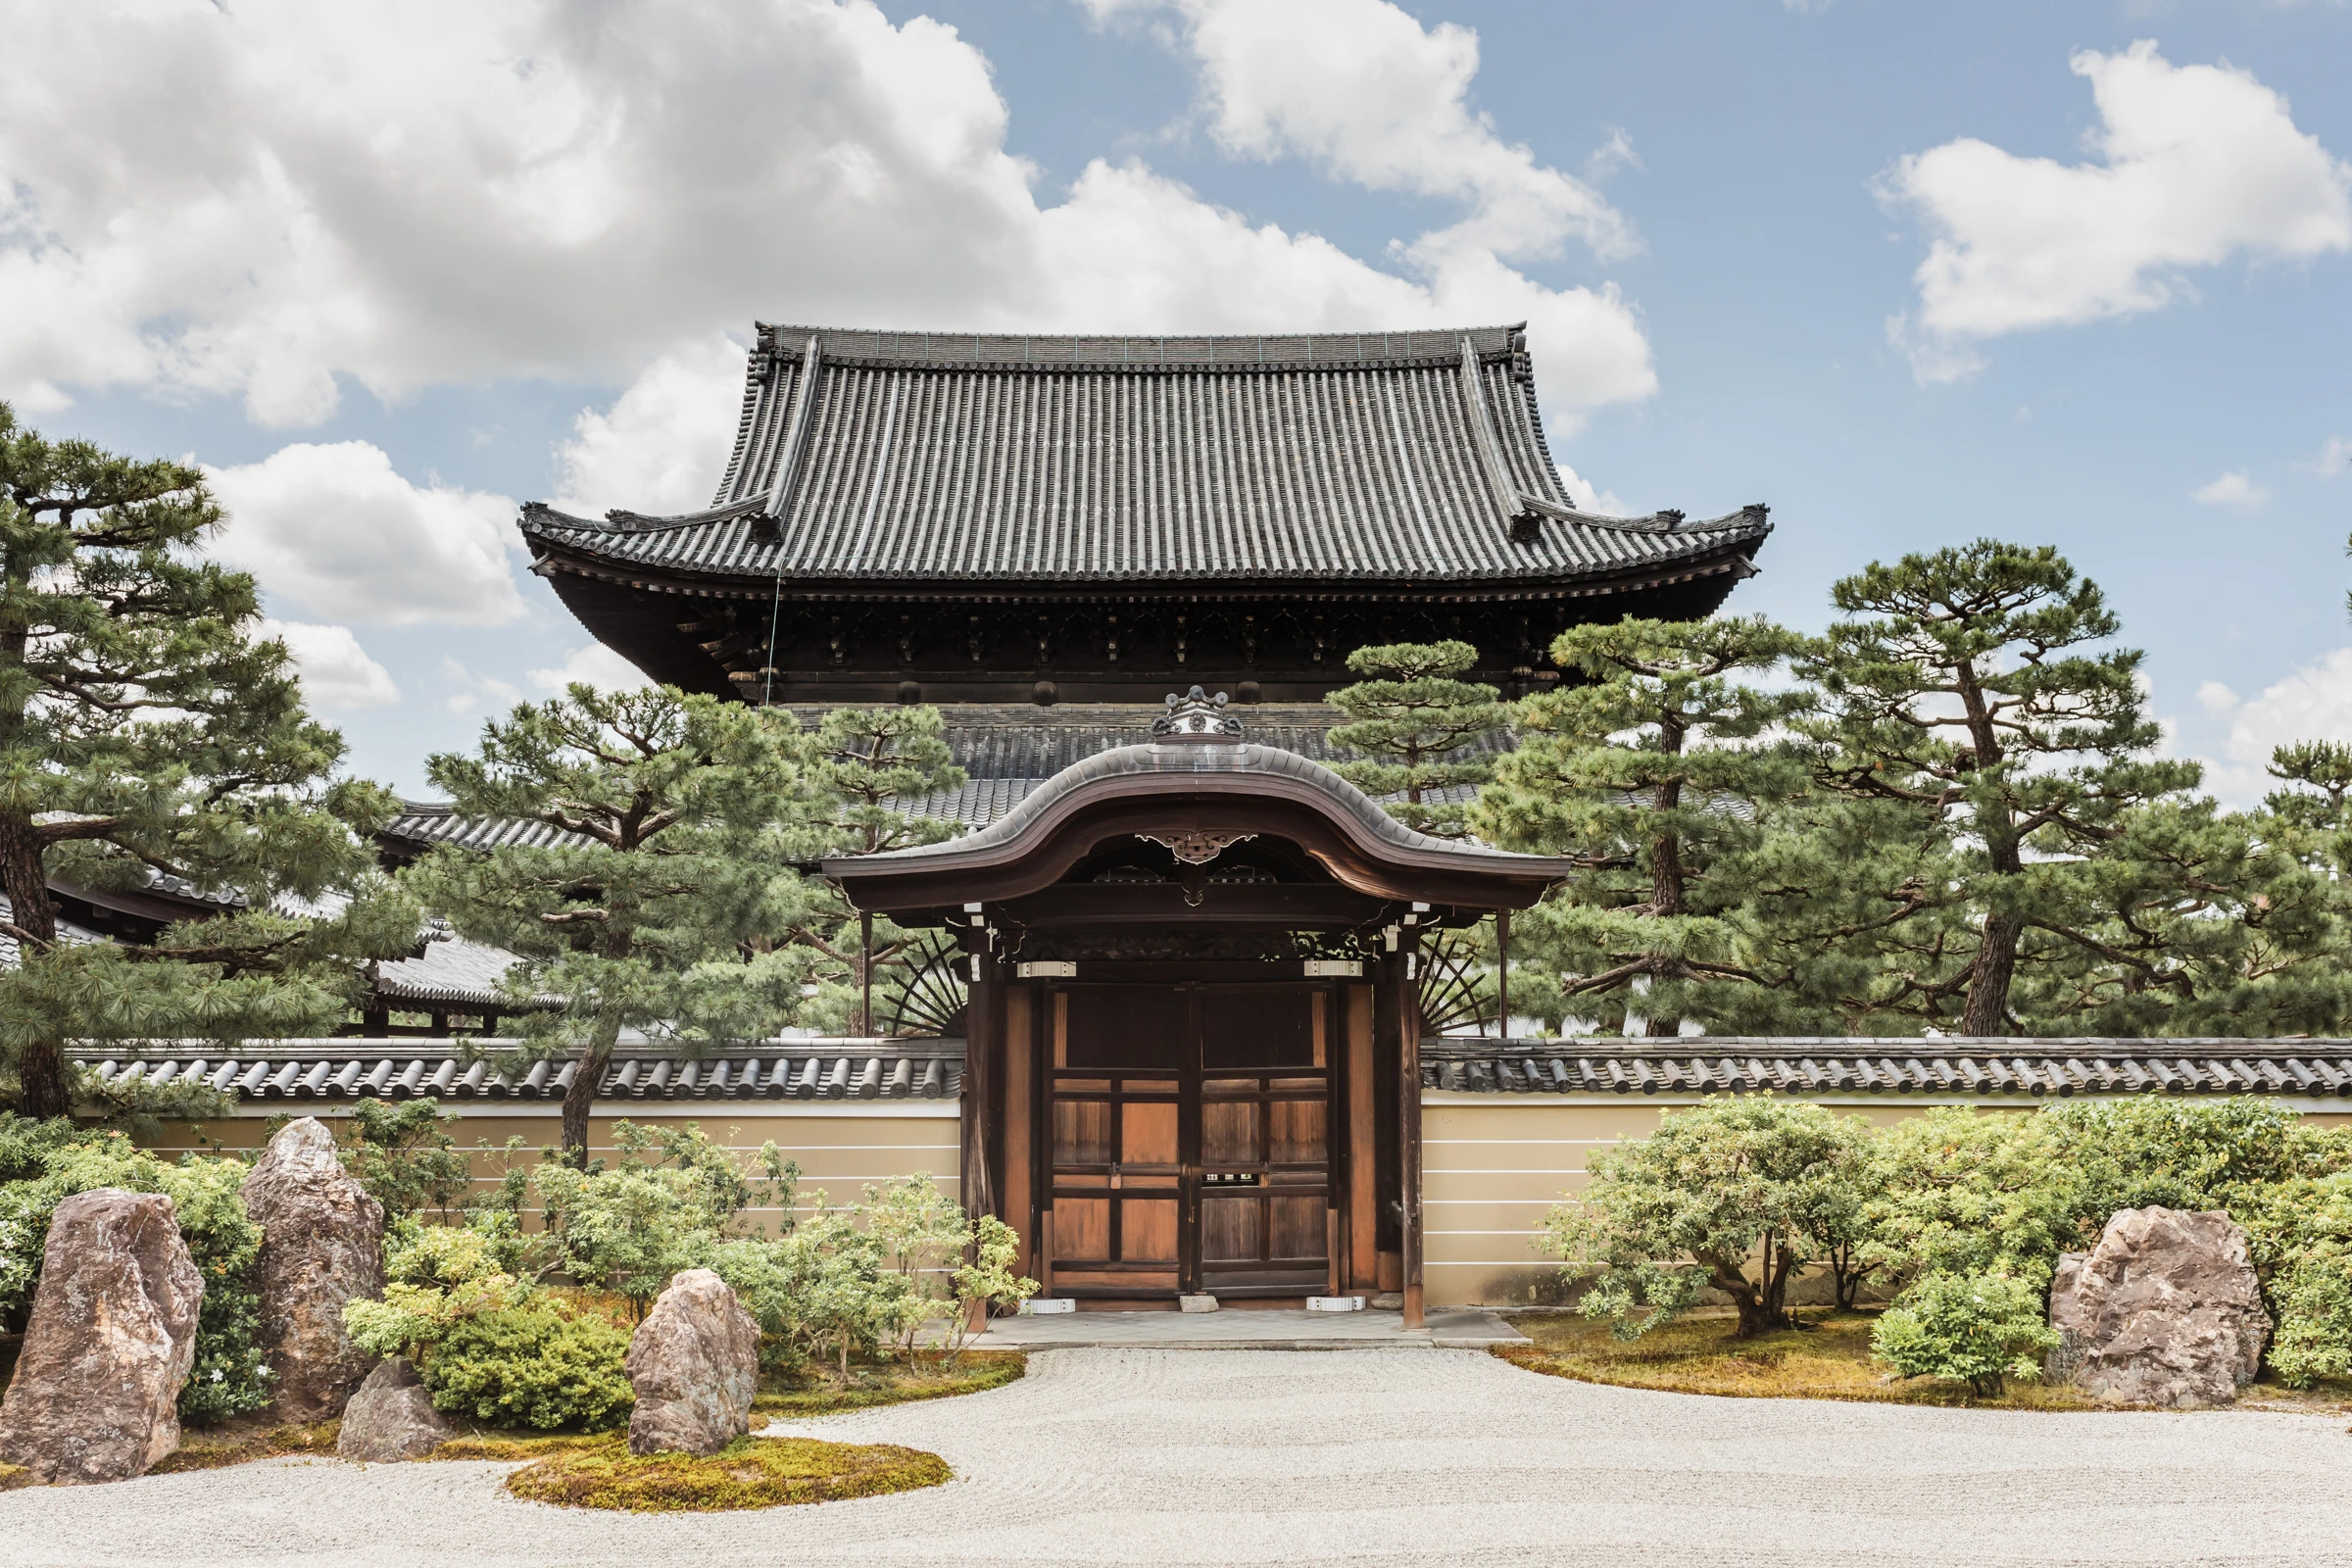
[148, 1418, 341, 1473]
[1500, 1308, 2352, 1412]
[505, 1435, 949, 1511]
[752, 1351, 1024, 1418]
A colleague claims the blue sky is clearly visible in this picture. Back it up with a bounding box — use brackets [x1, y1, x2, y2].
[6, 1, 2349, 801]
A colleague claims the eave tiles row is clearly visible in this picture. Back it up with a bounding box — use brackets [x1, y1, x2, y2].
[74, 1043, 963, 1102]
[1423, 1040, 2352, 1098]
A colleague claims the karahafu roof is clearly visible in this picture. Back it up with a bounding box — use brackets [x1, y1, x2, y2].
[520, 323, 1771, 587]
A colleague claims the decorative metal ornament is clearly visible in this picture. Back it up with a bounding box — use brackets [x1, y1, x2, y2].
[1152, 685, 1244, 738]
[1138, 830, 1256, 865]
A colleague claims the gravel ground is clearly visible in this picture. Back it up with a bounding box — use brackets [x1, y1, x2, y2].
[3, 1347, 2348, 1568]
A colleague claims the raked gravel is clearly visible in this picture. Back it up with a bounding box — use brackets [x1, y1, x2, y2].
[2, 1347, 2347, 1568]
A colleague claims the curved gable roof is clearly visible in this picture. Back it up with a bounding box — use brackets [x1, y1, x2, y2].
[823, 735, 1575, 909]
[521, 322, 1770, 588]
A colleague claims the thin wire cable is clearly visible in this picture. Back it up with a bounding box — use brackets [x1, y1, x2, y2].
[760, 567, 783, 707]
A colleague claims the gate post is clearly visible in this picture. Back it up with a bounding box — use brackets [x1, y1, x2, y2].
[1397, 927, 1426, 1331]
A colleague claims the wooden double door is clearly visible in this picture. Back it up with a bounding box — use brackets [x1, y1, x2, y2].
[1041, 982, 1335, 1300]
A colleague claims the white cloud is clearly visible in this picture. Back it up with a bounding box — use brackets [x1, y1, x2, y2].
[1556, 464, 1626, 517]
[552, 334, 749, 518]
[2196, 647, 2352, 804]
[528, 643, 651, 696]
[2193, 469, 2271, 509]
[259, 618, 399, 710]
[1, 0, 1654, 439]
[2309, 436, 2352, 477]
[1135, 0, 1636, 263]
[207, 441, 524, 626]
[1885, 41, 2352, 379]
[2196, 679, 2239, 715]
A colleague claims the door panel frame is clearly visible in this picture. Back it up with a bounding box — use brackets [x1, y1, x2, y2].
[1034, 976, 1343, 1301]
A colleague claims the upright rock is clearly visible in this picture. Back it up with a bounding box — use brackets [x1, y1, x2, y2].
[0, 1189, 205, 1484]
[2048, 1206, 2271, 1408]
[624, 1269, 760, 1456]
[241, 1116, 384, 1422]
[335, 1357, 453, 1462]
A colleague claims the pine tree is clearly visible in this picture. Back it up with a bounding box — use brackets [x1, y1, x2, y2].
[786, 706, 966, 1036]
[1326, 641, 1510, 837]
[411, 684, 815, 1162]
[0, 405, 413, 1117]
[1473, 616, 1806, 1035]
[1798, 541, 2201, 1036]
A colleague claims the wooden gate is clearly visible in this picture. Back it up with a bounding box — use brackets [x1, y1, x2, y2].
[1042, 981, 1334, 1301]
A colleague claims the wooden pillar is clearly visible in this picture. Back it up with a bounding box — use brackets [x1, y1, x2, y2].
[1496, 909, 1510, 1040]
[1002, 984, 1035, 1277]
[961, 944, 998, 1227]
[1397, 927, 1426, 1330]
[960, 936, 999, 1337]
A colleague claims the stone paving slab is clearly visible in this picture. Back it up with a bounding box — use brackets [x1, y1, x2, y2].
[971, 1306, 1526, 1349]
[3, 1347, 2348, 1567]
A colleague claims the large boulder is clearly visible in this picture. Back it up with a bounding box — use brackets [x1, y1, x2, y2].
[624, 1269, 760, 1456]
[241, 1116, 385, 1421]
[2048, 1206, 2271, 1408]
[334, 1356, 453, 1462]
[0, 1189, 205, 1484]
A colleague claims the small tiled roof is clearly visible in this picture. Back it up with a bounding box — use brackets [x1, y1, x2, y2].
[72, 1039, 964, 1103]
[0, 892, 105, 967]
[1423, 1038, 2352, 1099]
[368, 930, 536, 1011]
[381, 803, 591, 856]
[520, 323, 1771, 588]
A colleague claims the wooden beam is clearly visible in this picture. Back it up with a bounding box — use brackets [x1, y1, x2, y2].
[1399, 929, 1425, 1331]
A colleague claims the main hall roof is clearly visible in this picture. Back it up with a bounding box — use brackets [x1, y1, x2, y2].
[520, 322, 1771, 587]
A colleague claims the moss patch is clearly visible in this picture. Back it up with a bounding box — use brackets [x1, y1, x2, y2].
[505, 1436, 949, 1512]
[0, 1462, 30, 1492]
[1499, 1309, 2352, 1412]
[431, 1430, 615, 1461]
[752, 1351, 1023, 1418]
[148, 1419, 341, 1473]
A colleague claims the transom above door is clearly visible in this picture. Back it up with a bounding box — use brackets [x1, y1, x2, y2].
[1043, 982, 1334, 1300]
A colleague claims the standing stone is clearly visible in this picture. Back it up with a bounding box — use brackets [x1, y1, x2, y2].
[241, 1116, 384, 1422]
[624, 1269, 760, 1456]
[334, 1357, 454, 1462]
[2048, 1206, 2271, 1408]
[0, 1190, 205, 1484]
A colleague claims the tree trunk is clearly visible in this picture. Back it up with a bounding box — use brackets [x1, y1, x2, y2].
[0, 808, 67, 1118]
[561, 1039, 613, 1168]
[1962, 911, 2022, 1036]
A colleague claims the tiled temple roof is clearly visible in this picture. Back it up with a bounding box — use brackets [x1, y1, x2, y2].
[519, 323, 1771, 588]
[71, 1040, 965, 1103]
[1422, 1038, 2352, 1099]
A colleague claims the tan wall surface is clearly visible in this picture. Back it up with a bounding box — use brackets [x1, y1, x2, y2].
[149, 1102, 959, 1237]
[150, 1093, 2352, 1306]
[1419, 1093, 2352, 1308]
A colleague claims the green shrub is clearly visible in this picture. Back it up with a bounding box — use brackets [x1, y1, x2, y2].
[344, 1215, 529, 1364]
[335, 1099, 473, 1221]
[530, 1120, 798, 1319]
[1862, 1107, 2076, 1288]
[1540, 1095, 1877, 1338]
[423, 1301, 634, 1430]
[2041, 1096, 2347, 1227]
[0, 1124, 271, 1423]
[2236, 1171, 2352, 1388]
[1872, 1272, 2058, 1396]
